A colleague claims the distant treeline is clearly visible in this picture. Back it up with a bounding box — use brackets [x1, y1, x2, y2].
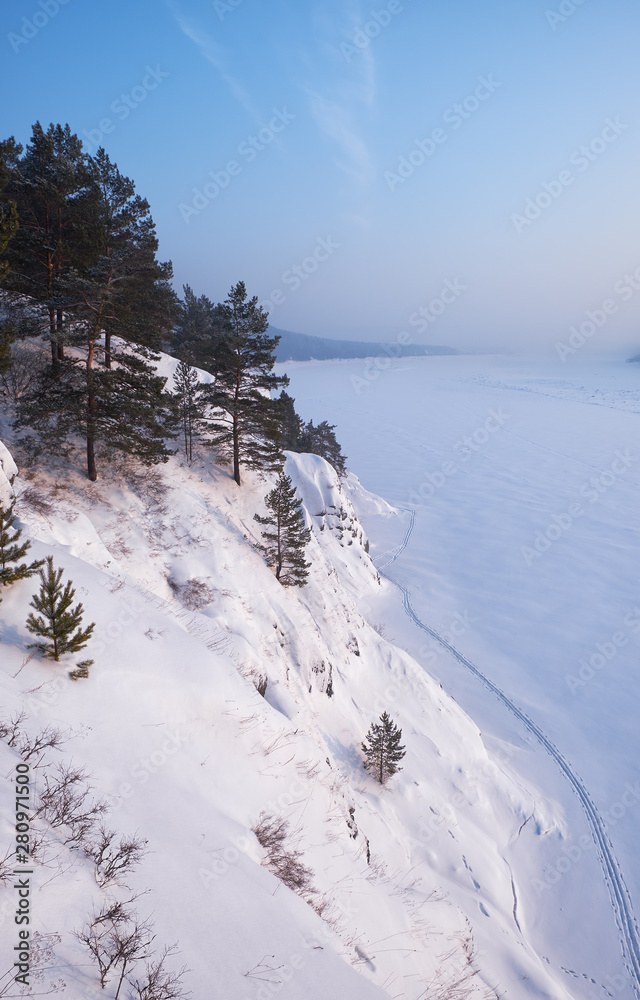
[271, 326, 457, 362]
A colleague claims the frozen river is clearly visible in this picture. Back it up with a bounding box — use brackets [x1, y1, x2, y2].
[280, 353, 640, 999]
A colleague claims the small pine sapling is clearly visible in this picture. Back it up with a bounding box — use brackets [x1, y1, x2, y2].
[26, 556, 95, 661]
[0, 499, 44, 594]
[254, 473, 311, 587]
[362, 712, 406, 785]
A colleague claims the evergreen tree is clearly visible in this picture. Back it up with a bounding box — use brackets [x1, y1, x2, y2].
[0, 138, 19, 285]
[173, 360, 203, 463]
[254, 473, 311, 586]
[203, 281, 289, 485]
[16, 149, 178, 482]
[361, 712, 406, 784]
[273, 391, 347, 477]
[85, 148, 178, 366]
[298, 419, 347, 477]
[173, 284, 224, 367]
[0, 499, 44, 596]
[2, 123, 100, 364]
[276, 391, 303, 451]
[26, 556, 95, 661]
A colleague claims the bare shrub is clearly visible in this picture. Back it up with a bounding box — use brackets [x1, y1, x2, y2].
[19, 486, 55, 517]
[128, 945, 191, 1000]
[35, 762, 107, 846]
[0, 716, 68, 766]
[252, 812, 316, 899]
[168, 577, 215, 611]
[85, 825, 148, 886]
[0, 341, 47, 404]
[0, 712, 27, 747]
[77, 904, 154, 997]
[0, 847, 15, 885]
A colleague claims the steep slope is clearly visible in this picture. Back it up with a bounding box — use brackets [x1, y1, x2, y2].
[0, 430, 577, 999]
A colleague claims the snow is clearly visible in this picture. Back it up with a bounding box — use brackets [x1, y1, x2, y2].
[0, 439, 17, 506]
[1, 351, 630, 999]
[281, 352, 640, 999]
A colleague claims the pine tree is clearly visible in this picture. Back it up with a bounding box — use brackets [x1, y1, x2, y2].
[276, 391, 304, 451]
[0, 138, 19, 285]
[254, 473, 311, 587]
[26, 556, 95, 661]
[173, 284, 225, 367]
[3, 123, 100, 364]
[203, 281, 289, 485]
[298, 419, 347, 477]
[85, 148, 178, 366]
[173, 360, 203, 463]
[273, 391, 348, 477]
[0, 499, 44, 595]
[362, 712, 406, 784]
[16, 149, 178, 482]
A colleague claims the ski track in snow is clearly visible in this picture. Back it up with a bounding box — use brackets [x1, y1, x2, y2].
[377, 506, 640, 998]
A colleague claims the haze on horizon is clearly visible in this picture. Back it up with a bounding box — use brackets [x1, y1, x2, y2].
[1, 0, 640, 358]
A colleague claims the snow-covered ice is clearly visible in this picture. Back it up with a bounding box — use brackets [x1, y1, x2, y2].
[281, 352, 640, 1000]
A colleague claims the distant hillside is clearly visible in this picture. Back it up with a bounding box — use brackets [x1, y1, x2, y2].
[270, 326, 457, 362]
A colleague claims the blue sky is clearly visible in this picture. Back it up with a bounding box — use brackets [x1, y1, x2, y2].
[1, 0, 640, 354]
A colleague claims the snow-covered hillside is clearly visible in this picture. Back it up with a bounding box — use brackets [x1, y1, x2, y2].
[0, 403, 578, 998]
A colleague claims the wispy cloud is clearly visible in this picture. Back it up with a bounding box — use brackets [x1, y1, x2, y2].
[166, 1, 260, 120]
[304, 1, 378, 189]
[307, 90, 375, 187]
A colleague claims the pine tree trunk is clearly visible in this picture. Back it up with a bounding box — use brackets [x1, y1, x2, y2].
[233, 412, 241, 485]
[275, 509, 283, 580]
[379, 732, 385, 784]
[87, 427, 97, 483]
[49, 307, 57, 366]
[86, 349, 98, 482]
[56, 309, 64, 360]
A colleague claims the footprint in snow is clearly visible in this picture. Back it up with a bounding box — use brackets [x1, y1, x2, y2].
[478, 903, 490, 917]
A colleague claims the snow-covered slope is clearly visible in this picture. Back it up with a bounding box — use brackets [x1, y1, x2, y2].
[0, 426, 577, 999]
